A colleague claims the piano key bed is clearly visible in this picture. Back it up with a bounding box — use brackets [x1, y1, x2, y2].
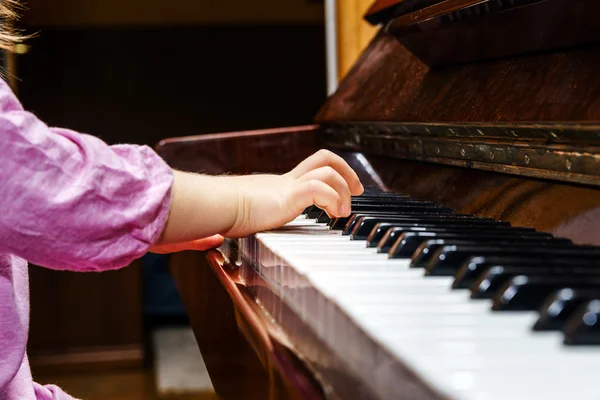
[229, 189, 600, 400]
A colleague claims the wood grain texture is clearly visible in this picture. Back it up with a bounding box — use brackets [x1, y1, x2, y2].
[364, 0, 444, 24]
[389, 0, 600, 66]
[169, 251, 272, 400]
[156, 125, 320, 175]
[316, 30, 600, 124]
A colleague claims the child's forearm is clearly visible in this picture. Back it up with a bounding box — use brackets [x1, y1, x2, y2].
[158, 170, 240, 245]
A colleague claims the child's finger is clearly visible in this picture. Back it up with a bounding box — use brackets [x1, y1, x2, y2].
[290, 179, 343, 217]
[289, 150, 364, 195]
[296, 166, 351, 217]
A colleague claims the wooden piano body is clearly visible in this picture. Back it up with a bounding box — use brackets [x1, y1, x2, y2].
[155, 1, 600, 398]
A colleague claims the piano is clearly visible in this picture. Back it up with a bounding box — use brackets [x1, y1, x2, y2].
[155, 0, 600, 399]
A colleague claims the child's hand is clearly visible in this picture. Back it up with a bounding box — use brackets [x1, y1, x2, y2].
[155, 150, 364, 250]
[222, 150, 364, 237]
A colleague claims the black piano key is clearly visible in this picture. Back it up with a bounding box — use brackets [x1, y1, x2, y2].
[390, 232, 563, 259]
[351, 198, 436, 206]
[353, 192, 408, 199]
[415, 241, 561, 271]
[534, 289, 600, 331]
[375, 224, 534, 253]
[451, 255, 599, 289]
[331, 206, 487, 230]
[331, 211, 458, 231]
[317, 204, 452, 224]
[563, 299, 600, 345]
[493, 275, 600, 311]
[307, 195, 418, 218]
[342, 213, 486, 235]
[347, 204, 451, 213]
[305, 205, 324, 219]
[472, 266, 600, 299]
[348, 215, 505, 239]
[422, 245, 600, 276]
[329, 212, 397, 229]
[367, 222, 410, 247]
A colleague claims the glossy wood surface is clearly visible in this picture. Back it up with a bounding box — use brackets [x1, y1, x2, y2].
[364, 0, 443, 24]
[388, 0, 600, 66]
[316, 30, 600, 124]
[156, 125, 319, 175]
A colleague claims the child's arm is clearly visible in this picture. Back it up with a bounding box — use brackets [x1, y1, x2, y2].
[156, 151, 363, 246]
[0, 78, 361, 271]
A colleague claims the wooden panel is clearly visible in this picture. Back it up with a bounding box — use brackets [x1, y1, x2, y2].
[169, 251, 272, 399]
[336, 0, 378, 80]
[317, 31, 600, 124]
[28, 261, 144, 372]
[21, 0, 324, 26]
[364, 0, 444, 24]
[388, 0, 600, 66]
[156, 125, 320, 174]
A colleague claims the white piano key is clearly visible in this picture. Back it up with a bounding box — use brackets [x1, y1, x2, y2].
[247, 217, 600, 400]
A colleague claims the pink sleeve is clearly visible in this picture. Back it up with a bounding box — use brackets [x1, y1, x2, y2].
[0, 79, 173, 272]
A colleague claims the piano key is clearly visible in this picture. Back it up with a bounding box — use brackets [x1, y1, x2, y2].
[563, 299, 600, 345]
[471, 266, 600, 299]
[350, 198, 436, 206]
[317, 203, 454, 223]
[534, 288, 600, 331]
[493, 276, 600, 311]
[373, 224, 536, 252]
[421, 245, 600, 276]
[452, 255, 600, 289]
[333, 211, 466, 231]
[390, 234, 567, 259]
[348, 216, 506, 239]
[416, 241, 567, 271]
[305, 194, 417, 217]
[250, 216, 600, 400]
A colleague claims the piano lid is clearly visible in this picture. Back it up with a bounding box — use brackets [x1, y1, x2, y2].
[318, 0, 600, 187]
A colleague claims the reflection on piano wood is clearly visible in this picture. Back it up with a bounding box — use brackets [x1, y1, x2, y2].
[156, 0, 600, 398]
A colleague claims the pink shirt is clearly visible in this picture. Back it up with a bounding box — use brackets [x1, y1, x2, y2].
[0, 78, 173, 399]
